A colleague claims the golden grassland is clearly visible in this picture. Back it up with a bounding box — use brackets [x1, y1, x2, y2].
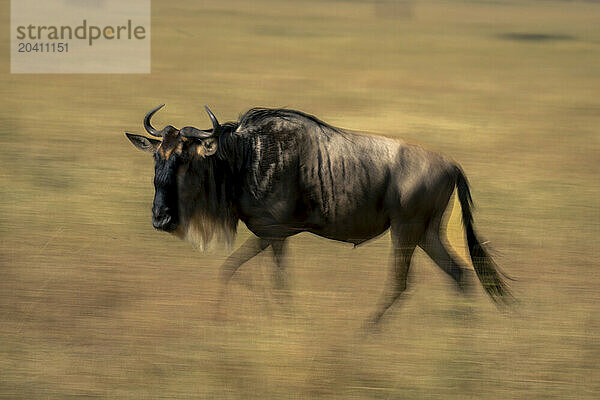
[1, 0, 599, 398]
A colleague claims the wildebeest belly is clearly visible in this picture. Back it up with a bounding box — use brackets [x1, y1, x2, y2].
[306, 208, 391, 245]
[296, 134, 398, 244]
[239, 171, 392, 244]
[240, 130, 399, 243]
[299, 162, 393, 243]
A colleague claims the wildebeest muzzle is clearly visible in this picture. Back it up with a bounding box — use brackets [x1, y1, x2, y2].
[152, 201, 178, 232]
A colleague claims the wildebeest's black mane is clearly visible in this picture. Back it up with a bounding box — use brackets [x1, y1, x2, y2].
[215, 108, 348, 176]
[237, 107, 345, 135]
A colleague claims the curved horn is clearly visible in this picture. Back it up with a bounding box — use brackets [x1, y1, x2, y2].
[180, 126, 213, 139]
[204, 105, 221, 136]
[144, 104, 165, 137]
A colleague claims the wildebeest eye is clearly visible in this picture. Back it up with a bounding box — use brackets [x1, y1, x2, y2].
[195, 138, 218, 157]
[204, 140, 216, 152]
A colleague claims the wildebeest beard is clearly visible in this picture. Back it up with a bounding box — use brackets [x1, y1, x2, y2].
[173, 154, 238, 252]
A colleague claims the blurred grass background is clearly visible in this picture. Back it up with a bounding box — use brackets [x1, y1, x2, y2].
[1, 0, 599, 398]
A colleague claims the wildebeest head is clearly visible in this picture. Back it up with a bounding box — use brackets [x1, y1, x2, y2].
[125, 105, 235, 249]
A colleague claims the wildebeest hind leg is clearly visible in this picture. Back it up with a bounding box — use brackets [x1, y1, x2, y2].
[368, 221, 423, 325]
[419, 215, 471, 293]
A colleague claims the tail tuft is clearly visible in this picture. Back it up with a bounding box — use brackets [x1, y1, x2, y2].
[456, 166, 513, 305]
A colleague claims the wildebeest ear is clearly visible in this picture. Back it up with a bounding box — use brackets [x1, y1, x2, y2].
[197, 137, 218, 157]
[125, 133, 161, 153]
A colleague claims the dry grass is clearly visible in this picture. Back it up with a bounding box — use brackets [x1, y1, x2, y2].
[1, 0, 599, 398]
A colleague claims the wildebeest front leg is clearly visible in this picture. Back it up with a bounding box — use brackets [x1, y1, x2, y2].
[216, 236, 270, 318]
[270, 239, 292, 307]
[220, 236, 270, 283]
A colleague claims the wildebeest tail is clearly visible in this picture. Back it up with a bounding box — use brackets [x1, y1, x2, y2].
[455, 166, 512, 303]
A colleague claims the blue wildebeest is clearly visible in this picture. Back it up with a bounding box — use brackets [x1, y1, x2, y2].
[126, 105, 511, 323]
